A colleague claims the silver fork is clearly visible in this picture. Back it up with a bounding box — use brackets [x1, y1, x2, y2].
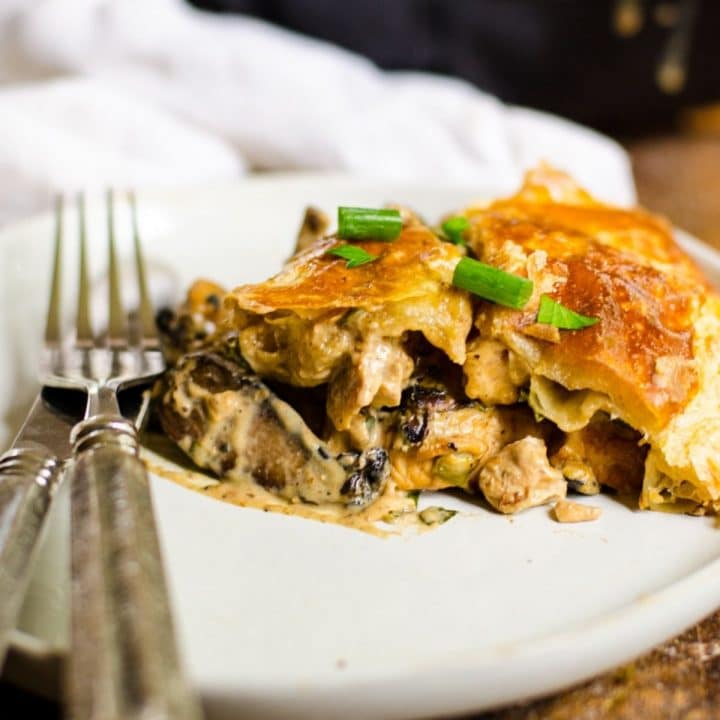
[45, 192, 202, 720]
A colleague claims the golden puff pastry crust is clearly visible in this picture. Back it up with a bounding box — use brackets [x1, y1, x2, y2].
[223, 224, 473, 368]
[464, 166, 720, 512]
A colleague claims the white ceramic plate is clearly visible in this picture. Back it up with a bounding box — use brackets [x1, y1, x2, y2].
[3, 175, 720, 719]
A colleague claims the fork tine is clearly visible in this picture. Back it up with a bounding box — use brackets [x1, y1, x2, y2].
[44, 196, 63, 346]
[76, 194, 93, 348]
[106, 190, 128, 347]
[129, 192, 159, 349]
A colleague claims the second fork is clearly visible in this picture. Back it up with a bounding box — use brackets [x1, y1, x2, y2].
[51, 192, 201, 720]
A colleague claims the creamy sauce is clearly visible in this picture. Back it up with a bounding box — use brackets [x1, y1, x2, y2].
[141, 432, 454, 536]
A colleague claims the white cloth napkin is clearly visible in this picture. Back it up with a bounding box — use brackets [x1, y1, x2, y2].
[0, 0, 635, 225]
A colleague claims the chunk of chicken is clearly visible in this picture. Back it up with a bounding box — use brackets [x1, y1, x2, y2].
[549, 430, 600, 495]
[478, 437, 566, 514]
[463, 337, 529, 405]
[553, 500, 602, 523]
[391, 382, 552, 491]
[327, 337, 414, 441]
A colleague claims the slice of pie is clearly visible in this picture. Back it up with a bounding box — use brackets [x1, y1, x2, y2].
[156, 167, 720, 519]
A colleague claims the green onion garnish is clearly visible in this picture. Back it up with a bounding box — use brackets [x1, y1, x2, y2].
[452, 257, 533, 309]
[441, 216, 469, 245]
[338, 207, 402, 241]
[407, 489, 421, 507]
[326, 244, 378, 268]
[418, 507, 457, 526]
[537, 295, 599, 329]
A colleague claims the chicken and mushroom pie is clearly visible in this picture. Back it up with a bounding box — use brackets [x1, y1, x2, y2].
[154, 167, 720, 527]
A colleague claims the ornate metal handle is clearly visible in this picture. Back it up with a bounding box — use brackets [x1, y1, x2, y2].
[67, 415, 202, 720]
[0, 445, 62, 668]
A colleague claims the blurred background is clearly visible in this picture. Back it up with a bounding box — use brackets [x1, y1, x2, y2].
[191, 0, 715, 135]
[3, 1, 720, 717]
[0, 0, 718, 243]
[188, 0, 720, 244]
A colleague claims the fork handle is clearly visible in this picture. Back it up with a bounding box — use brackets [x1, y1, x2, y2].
[0, 446, 61, 668]
[67, 415, 202, 720]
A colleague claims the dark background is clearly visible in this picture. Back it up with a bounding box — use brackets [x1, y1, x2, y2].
[188, 0, 719, 136]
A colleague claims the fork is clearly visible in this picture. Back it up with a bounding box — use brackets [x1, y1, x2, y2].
[46, 191, 202, 720]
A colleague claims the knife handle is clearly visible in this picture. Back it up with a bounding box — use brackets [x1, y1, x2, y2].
[0, 445, 62, 668]
[67, 414, 202, 720]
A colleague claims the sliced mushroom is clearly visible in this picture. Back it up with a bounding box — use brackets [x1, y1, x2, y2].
[157, 352, 388, 508]
[292, 206, 330, 255]
[396, 383, 458, 449]
[156, 279, 226, 364]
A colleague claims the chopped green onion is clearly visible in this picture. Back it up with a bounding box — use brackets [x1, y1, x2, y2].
[537, 295, 599, 330]
[418, 507, 457, 526]
[407, 489, 421, 507]
[326, 244, 378, 268]
[441, 216, 469, 245]
[338, 207, 402, 241]
[432, 452, 475, 487]
[452, 257, 533, 309]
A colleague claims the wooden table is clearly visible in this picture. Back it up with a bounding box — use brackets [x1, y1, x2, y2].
[630, 134, 720, 251]
[479, 132, 720, 720]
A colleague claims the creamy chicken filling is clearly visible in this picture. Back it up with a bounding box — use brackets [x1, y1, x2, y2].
[158, 278, 647, 519]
